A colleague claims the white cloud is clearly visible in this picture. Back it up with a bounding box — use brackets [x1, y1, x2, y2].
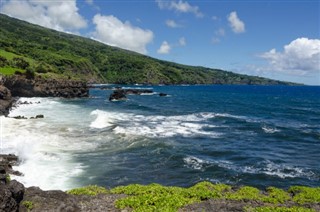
[260, 37, 320, 76]
[156, 0, 203, 18]
[179, 37, 186, 46]
[211, 37, 220, 44]
[1, 0, 87, 32]
[166, 19, 182, 28]
[157, 41, 171, 54]
[215, 28, 225, 36]
[92, 14, 154, 54]
[227, 11, 245, 33]
[85, 0, 94, 5]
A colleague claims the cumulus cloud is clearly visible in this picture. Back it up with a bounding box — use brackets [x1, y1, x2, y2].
[215, 28, 225, 36]
[227, 11, 245, 33]
[92, 14, 153, 54]
[260, 37, 320, 75]
[166, 19, 182, 28]
[179, 37, 186, 46]
[157, 41, 171, 54]
[156, 0, 203, 18]
[1, 0, 87, 32]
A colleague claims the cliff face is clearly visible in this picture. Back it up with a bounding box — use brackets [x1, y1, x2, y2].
[3, 76, 89, 98]
[0, 75, 89, 116]
[0, 77, 14, 116]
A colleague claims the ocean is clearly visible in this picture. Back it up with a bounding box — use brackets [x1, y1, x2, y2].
[1, 85, 319, 191]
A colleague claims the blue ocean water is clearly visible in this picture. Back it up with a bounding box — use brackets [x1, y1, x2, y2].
[2, 85, 320, 190]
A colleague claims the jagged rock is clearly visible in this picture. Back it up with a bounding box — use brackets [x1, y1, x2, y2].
[0, 154, 20, 176]
[12, 115, 27, 119]
[3, 75, 89, 98]
[159, 93, 167, 97]
[0, 185, 18, 212]
[0, 85, 14, 116]
[109, 88, 153, 101]
[8, 180, 25, 203]
[20, 187, 80, 212]
[35, 114, 44, 119]
[109, 90, 127, 101]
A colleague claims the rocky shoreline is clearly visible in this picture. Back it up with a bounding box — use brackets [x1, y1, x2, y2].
[1, 155, 319, 212]
[0, 75, 89, 116]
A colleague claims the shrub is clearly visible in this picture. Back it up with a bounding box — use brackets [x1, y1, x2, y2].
[22, 201, 34, 211]
[67, 185, 108, 196]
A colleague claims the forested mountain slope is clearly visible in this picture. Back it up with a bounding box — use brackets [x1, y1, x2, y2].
[0, 14, 294, 85]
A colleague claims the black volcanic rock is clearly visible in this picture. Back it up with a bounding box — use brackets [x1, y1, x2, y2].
[0, 84, 14, 116]
[109, 90, 127, 101]
[3, 75, 89, 98]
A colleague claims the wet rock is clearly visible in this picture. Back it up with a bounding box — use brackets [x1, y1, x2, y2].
[35, 114, 44, 119]
[109, 90, 127, 101]
[159, 93, 167, 97]
[12, 115, 27, 119]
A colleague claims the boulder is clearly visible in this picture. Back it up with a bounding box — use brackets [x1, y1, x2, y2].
[159, 93, 167, 97]
[109, 90, 127, 101]
[0, 185, 18, 212]
[8, 180, 25, 203]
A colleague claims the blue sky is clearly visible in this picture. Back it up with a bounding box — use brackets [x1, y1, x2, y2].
[1, 0, 319, 85]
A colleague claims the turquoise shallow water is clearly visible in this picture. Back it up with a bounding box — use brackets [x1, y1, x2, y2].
[2, 85, 320, 190]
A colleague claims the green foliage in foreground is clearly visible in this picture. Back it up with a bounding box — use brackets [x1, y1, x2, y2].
[5, 174, 11, 184]
[22, 201, 34, 211]
[245, 206, 315, 212]
[109, 182, 319, 212]
[288, 186, 320, 204]
[67, 185, 108, 196]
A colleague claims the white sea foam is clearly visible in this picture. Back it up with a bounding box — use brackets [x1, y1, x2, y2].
[183, 156, 209, 170]
[262, 126, 281, 134]
[1, 98, 97, 190]
[89, 109, 219, 138]
[183, 156, 317, 180]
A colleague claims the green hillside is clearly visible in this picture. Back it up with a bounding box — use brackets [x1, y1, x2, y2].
[0, 13, 293, 85]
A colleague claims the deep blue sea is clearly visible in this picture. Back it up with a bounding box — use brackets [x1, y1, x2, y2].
[2, 85, 320, 190]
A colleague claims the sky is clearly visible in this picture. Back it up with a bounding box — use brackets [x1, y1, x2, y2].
[0, 0, 319, 85]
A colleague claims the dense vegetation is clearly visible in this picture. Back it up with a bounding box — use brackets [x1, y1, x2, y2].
[67, 182, 319, 212]
[0, 14, 294, 85]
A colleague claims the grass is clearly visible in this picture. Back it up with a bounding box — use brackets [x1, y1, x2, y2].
[0, 67, 25, 75]
[67, 185, 108, 196]
[66, 182, 319, 212]
[22, 201, 34, 211]
[0, 49, 36, 65]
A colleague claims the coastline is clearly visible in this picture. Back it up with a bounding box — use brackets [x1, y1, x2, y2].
[1, 154, 319, 212]
[1, 78, 319, 211]
[0, 75, 89, 116]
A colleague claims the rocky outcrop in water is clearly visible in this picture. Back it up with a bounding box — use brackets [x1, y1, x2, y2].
[3, 75, 89, 98]
[109, 88, 153, 101]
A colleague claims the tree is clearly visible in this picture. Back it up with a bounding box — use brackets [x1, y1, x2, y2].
[12, 57, 29, 69]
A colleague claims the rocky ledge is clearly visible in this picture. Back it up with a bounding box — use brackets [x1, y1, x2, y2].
[0, 75, 89, 116]
[1, 154, 319, 212]
[3, 75, 88, 98]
